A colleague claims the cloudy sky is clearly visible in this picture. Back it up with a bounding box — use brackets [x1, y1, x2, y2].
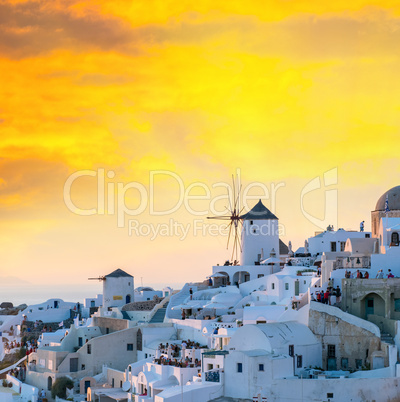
[1, 0, 399, 290]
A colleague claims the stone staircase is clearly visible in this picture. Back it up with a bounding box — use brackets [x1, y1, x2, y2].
[381, 332, 394, 345]
[166, 285, 192, 319]
[166, 283, 210, 319]
[149, 302, 169, 323]
[121, 311, 130, 320]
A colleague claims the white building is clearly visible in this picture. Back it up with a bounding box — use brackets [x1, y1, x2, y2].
[224, 322, 322, 399]
[240, 199, 280, 266]
[103, 269, 134, 309]
[308, 228, 371, 256]
[134, 287, 163, 302]
[84, 294, 103, 309]
[23, 299, 76, 323]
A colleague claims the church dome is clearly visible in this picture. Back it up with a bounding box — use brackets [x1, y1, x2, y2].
[375, 185, 400, 211]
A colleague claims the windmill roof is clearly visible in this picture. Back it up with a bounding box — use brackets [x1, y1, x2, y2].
[105, 268, 133, 278]
[240, 199, 278, 220]
[279, 239, 289, 255]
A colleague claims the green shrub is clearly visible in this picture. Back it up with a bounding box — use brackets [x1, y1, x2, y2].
[51, 377, 74, 399]
[18, 347, 27, 359]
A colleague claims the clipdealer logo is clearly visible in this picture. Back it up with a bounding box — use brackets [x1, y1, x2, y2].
[63, 168, 338, 239]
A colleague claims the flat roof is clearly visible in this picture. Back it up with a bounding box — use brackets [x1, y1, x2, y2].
[202, 350, 229, 356]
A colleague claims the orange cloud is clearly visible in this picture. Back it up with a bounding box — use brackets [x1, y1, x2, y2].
[0, 0, 400, 288]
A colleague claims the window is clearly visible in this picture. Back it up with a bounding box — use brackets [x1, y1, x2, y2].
[259, 364, 264, 371]
[355, 359, 363, 369]
[289, 345, 294, 357]
[341, 358, 348, 369]
[271, 283, 275, 290]
[237, 363, 243, 373]
[296, 355, 302, 368]
[285, 283, 289, 290]
[253, 229, 256, 234]
[340, 242, 346, 252]
[112, 378, 114, 388]
[330, 242, 337, 252]
[258, 274, 264, 278]
[70, 358, 78, 372]
[250, 220, 253, 225]
[137, 329, 143, 351]
[395, 299, 400, 312]
[87, 344, 91, 354]
[106, 328, 109, 334]
[391, 232, 399, 246]
[327, 393, 334, 399]
[78, 337, 83, 347]
[127, 343, 133, 351]
[327, 345, 335, 358]
[365, 234, 370, 238]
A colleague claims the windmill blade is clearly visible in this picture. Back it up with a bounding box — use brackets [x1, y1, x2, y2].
[226, 221, 233, 250]
[232, 174, 236, 214]
[234, 222, 241, 257]
[232, 224, 241, 261]
[207, 173, 244, 263]
[227, 185, 233, 214]
[236, 184, 242, 214]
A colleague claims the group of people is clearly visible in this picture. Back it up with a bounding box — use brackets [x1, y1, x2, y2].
[4, 340, 21, 352]
[4, 339, 37, 356]
[311, 286, 341, 305]
[158, 339, 202, 355]
[23, 338, 38, 356]
[344, 270, 370, 279]
[154, 355, 201, 368]
[155, 339, 204, 368]
[376, 269, 395, 278]
[8, 366, 26, 381]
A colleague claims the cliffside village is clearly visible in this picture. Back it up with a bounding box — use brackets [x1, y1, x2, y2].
[3, 186, 400, 401]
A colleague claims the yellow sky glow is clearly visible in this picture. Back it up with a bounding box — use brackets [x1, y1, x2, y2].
[1, 0, 400, 291]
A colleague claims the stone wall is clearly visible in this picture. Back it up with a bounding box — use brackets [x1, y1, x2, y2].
[341, 278, 400, 325]
[122, 301, 158, 311]
[308, 305, 383, 370]
[91, 317, 130, 333]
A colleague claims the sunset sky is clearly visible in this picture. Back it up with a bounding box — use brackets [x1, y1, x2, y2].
[1, 0, 400, 294]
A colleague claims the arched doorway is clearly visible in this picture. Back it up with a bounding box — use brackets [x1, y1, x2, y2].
[47, 376, 52, 391]
[362, 292, 385, 319]
[232, 271, 250, 286]
[213, 272, 229, 286]
[126, 294, 131, 304]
